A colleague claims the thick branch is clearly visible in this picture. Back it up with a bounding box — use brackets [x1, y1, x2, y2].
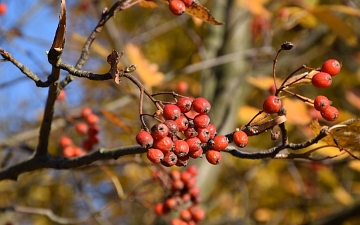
[0, 145, 147, 181]
[57, 59, 112, 80]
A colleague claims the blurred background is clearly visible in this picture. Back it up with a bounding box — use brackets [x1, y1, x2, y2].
[0, 0, 360, 224]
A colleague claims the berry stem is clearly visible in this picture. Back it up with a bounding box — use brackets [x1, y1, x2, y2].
[281, 89, 314, 105]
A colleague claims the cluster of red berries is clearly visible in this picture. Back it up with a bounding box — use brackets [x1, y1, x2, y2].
[168, 0, 193, 16]
[153, 165, 205, 225]
[59, 107, 100, 158]
[137, 97, 234, 166]
[311, 59, 341, 121]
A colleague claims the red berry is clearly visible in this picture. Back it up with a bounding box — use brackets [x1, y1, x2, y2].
[197, 128, 210, 143]
[81, 107, 93, 118]
[170, 170, 181, 180]
[176, 81, 189, 94]
[0, 3, 7, 15]
[88, 125, 100, 136]
[233, 130, 248, 148]
[164, 120, 179, 136]
[207, 124, 217, 139]
[169, 0, 185, 16]
[154, 203, 165, 216]
[268, 84, 276, 95]
[173, 140, 189, 157]
[320, 106, 339, 121]
[147, 148, 164, 164]
[181, 0, 194, 7]
[172, 179, 185, 190]
[188, 147, 203, 158]
[262, 95, 282, 114]
[189, 186, 200, 199]
[180, 209, 192, 221]
[176, 155, 190, 167]
[85, 113, 99, 125]
[312, 72, 332, 88]
[136, 130, 154, 148]
[180, 171, 192, 182]
[63, 146, 75, 158]
[171, 218, 187, 225]
[151, 123, 169, 139]
[321, 59, 341, 76]
[56, 89, 66, 101]
[211, 135, 228, 151]
[161, 152, 178, 167]
[184, 127, 198, 138]
[185, 137, 201, 152]
[175, 115, 189, 131]
[205, 150, 222, 165]
[59, 136, 73, 148]
[186, 164, 198, 176]
[165, 197, 178, 209]
[73, 146, 86, 157]
[75, 122, 89, 135]
[193, 114, 210, 128]
[163, 104, 182, 120]
[176, 97, 193, 113]
[82, 139, 94, 151]
[189, 206, 205, 222]
[192, 97, 211, 114]
[314, 95, 331, 111]
[153, 137, 173, 153]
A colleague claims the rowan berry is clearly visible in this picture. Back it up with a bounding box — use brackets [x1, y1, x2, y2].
[180, 209, 192, 222]
[176, 97, 193, 113]
[207, 124, 217, 139]
[210, 135, 228, 151]
[321, 59, 341, 76]
[184, 127, 198, 138]
[320, 106, 339, 121]
[147, 148, 164, 164]
[56, 89, 66, 101]
[161, 152, 178, 167]
[174, 115, 189, 131]
[188, 147, 203, 158]
[180, 171, 192, 183]
[181, 0, 194, 7]
[85, 113, 99, 125]
[193, 114, 210, 128]
[59, 136, 73, 148]
[169, 0, 186, 16]
[192, 97, 211, 114]
[186, 164, 198, 176]
[312, 72, 332, 88]
[233, 130, 248, 148]
[263, 95, 282, 114]
[154, 203, 165, 216]
[73, 146, 86, 157]
[165, 197, 178, 209]
[136, 130, 154, 148]
[176, 81, 189, 94]
[172, 179, 185, 191]
[173, 140, 189, 157]
[153, 137, 173, 153]
[205, 150, 222, 165]
[171, 218, 187, 225]
[75, 122, 89, 135]
[196, 128, 210, 143]
[151, 123, 169, 139]
[189, 186, 200, 199]
[81, 107, 93, 118]
[164, 120, 179, 136]
[0, 3, 7, 15]
[176, 155, 190, 167]
[170, 170, 181, 180]
[82, 139, 94, 151]
[163, 104, 182, 120]
[88, 124, 100, 136]
[185, 137, 201, 152]
[314, 95, 330, 111]
[189, 206, 205, 222]
[63, 146, 75, 158]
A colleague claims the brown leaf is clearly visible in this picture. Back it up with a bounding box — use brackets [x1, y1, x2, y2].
[52, 0, 66, 50]
[100, 109, 133, 134]
[328, 118, 360, 153]
[310, 120, 337, 146]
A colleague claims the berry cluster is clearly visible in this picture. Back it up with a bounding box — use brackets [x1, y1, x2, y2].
[59, 107, 100, 158]
[311, 59, 341, 121]
[137, 97, 233, 166]
[168, 0, 194, 16]
[153, 165, 205, 225]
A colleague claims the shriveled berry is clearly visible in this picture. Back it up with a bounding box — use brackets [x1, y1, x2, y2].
[136, 130, 154, 148]
[176, 155, 190, 167]
[193, 114, 210, 128]
[321, 59, 341, 76]
[205, 150, 222, 165]
[169, 0, 185, 16]
[176, 97, 192, 113]
[263, 95, 282, 114]
[163, 104, 182, 120]
[173, 140, 189, 157]
[312, 72, 332, 88]
[147, 148, 164, 164]
[161, 152, 178, 167]
[188, 147, 203, 158]
[197, 128, 210, 143]
[164, 120, 179, 136]
[192, 97, 211, 114]
[321, 106, 339, 121]
[314, 95, 331, 111]
[151, 123, 169, 139]
[184, 127, 198, 138]
[153, 136, 173, 153]
[175, 115, 189, 131]
[210, 135, 229, 151]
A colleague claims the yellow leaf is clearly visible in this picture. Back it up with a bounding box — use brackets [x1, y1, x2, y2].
[282, 98, 312, 125]
[328, 118, 360, 153]
[238, 105, 261, 124]
[125, 43, 164, 87]
[236, 0, 272, 19]
[139, 1, 158, 8]
[100, 109, 133, 134]
[311, 8, 357, 46]
[247, 76, 281, 91]
[70, 33, 111, 59]
[349, 160, 360, 173]
[332, 186, 353, 205]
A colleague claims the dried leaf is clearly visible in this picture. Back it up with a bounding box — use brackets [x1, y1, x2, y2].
[100, 109, 133, 134]
[125, 43, 164, 87]
[311, 7, 357, 46]
[159, 0, 224, 25]
[310, 120, 337, 146]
